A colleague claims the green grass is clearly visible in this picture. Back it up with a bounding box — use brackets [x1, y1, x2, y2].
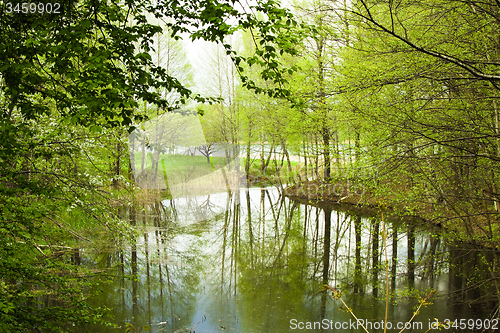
[134, 153, 233, 186]
[133, 153, 303, 190]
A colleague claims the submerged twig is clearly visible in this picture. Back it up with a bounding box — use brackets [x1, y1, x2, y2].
[397, 289, 436, 333]
[323, 285, 370, 333]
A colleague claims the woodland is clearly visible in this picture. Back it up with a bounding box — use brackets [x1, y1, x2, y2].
[1, 0, 500, 331]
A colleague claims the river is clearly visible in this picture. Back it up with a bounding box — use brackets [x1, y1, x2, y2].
[78, 187, 497, 332]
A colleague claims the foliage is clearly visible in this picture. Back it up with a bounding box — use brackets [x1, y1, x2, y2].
[332, 0, 500, 247]
[0, 0, 304, 330]
[2, 0, 500, 328]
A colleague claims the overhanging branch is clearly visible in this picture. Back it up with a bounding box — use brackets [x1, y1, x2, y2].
[351, 1, 500, 84]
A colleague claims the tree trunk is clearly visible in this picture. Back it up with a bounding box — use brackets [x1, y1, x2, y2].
[322, 126, 331, 181]
[113, 141, 121, 188]
[407, 223, 415, 287]
[391, 226, 397, 290]
[372, 218, 380, 297]
[246, 131, 251, 182]
[303, 140, 308, 180]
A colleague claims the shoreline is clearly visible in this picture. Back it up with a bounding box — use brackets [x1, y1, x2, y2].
[283, 179, 430, 223]
[283, 180, 500, 251]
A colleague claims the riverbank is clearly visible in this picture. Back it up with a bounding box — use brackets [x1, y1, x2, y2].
[284, 179, 500, 250]
[283, 179, 412, 220]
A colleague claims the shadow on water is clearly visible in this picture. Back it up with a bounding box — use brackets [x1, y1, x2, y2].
[80, 187, 499, 332]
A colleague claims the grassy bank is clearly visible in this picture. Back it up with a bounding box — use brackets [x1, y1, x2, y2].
[132, 152, 301, 188]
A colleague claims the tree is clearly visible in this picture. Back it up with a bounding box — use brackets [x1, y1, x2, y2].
[335, 0, 500, 233]
[204, 41, 241, 171]
[281, 0, 344, 182]
[0, 0, 301, 329]
[321, 0, 500, 304]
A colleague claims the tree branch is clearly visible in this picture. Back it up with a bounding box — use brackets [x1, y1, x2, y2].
[352, 1, 500, 84]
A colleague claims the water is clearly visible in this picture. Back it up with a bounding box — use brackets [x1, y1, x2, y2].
[79, 187, 497, 332]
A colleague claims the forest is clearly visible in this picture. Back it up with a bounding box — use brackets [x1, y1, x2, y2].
[1, 0, 500, 331]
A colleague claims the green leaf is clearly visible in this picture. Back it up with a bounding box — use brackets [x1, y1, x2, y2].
[89, 125, 101, 133]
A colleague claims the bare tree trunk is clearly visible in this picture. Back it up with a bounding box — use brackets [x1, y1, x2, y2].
[372, 218, 380, 297]
[245, 127, 252, 182]
[263, 139, 275, 174]
[303, 140, 308, 180]
[493, 100, 500, 211]
[113, 141, 121, 188]
[315, 135, 319, 179]
[129, 135, 136, 181]
[280, 137, 292, 173]
[141, 140, 147, 180]
[407, 223, 415, 288]
[391, 226, 397, 290]
[260, 134, 265, 174]
[322, 126, 331, 181]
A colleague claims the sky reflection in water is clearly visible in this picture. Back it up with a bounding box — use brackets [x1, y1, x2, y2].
[82, 187, 494, 333]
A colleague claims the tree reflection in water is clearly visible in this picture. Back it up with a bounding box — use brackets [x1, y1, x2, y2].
[81, 187, 497, 332]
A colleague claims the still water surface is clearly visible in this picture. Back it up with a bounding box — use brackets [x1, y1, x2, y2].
[80, 187, 495, 332]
